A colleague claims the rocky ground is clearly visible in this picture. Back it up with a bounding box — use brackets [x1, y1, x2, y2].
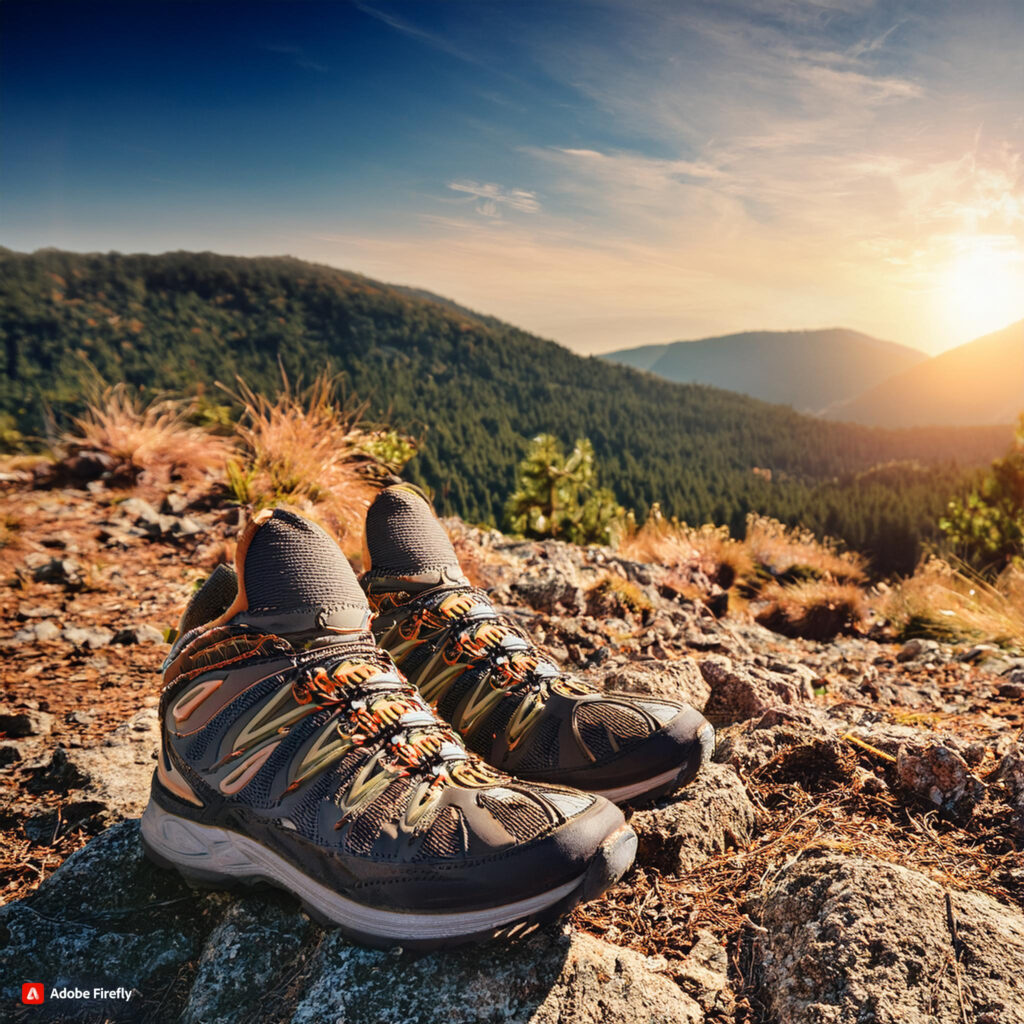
[1, 479, 1023, 1023]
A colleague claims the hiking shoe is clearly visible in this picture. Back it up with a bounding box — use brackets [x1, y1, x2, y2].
[360, 485, 715, 803]
[141, 508, 635, 948]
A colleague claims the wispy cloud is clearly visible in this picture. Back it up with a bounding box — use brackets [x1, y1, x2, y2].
[447, 180, 540, 217]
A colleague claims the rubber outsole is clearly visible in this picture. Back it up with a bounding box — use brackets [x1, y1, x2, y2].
[140, 801, 636, 950]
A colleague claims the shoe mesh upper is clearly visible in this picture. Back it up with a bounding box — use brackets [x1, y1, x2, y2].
[243, 510, 366, 617]
[478, 793, 551, 842]
[179, 564, 238, 635]
[364, 487, 461, 576]
[415, 806, 467, 860]
[345, 776, 415, 854]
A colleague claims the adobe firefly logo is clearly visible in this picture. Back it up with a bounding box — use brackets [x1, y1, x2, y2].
[21, 983, 44, 1004]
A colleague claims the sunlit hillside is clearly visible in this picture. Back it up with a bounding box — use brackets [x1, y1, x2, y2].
[828, 320, 1024, 427]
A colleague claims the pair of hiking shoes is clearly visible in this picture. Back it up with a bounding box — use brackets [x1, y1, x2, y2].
[141, 485, 714, 948]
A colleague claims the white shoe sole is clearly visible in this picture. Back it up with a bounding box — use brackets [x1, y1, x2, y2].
[140, 801, 636, 948]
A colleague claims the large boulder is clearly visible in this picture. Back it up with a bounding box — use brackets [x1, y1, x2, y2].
[289, 927, 704, 1024]
[0, 821, 226, 1023]
[756, 851, 1024, 1024]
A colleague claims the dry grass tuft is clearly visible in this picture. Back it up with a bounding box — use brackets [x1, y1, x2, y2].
[745, 514, 866, 585]
[620, 504, 755, 590]
[755, 580, 868, 640]
[874, 558, 1024, 651]
[585, 572, 654, 621]
[0, 511, 23, 549]
[225, 371, 408, 547]
[63, 384, 232, 485]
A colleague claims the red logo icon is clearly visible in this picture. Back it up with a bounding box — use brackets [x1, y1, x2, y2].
[21, 983, 45, 1004]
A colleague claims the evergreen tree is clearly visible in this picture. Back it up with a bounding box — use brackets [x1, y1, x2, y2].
[940, 413, 1024, 571]
[504, 434, 622, 544]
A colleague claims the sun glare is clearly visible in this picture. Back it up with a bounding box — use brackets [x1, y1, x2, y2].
[939, 236, 1024, 342]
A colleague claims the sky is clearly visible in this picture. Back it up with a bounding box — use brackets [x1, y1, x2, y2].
[2, 0, 1022, 356]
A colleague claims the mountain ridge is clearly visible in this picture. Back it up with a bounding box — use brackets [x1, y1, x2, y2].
[825, 319, 1024, 427]
[601, 328, 927, 413]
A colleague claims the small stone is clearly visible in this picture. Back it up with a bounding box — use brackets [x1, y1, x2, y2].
[160, 492, 190, 514]
[119, 496, 162, 525]
[13, 620, 61, 643]
[112, 624, 165, 646]
[62, 626, 115, 649]
[896, 638, 940, 663]
[40, 530, 77, 551]
[676, 929, 734, 1014]
[957, 643, 1001, 664]
[998, 681, 1024, 699]
[895, 742, 985, 822]
[170, 515, 204, 537]
[31, 556, 83, 587]
[17, 604, 61, 619]
[0, 706, 56, 738]
[0, 742, 25, 767]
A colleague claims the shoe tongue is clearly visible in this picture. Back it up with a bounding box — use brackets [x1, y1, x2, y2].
[363, 485, 467, 586]
[233, 509, 371, 634]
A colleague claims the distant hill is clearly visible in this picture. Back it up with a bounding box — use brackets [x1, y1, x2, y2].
[0, 248, 1012, 572]
[601, 329, 926, 413]
[826, 320, 1024, 427]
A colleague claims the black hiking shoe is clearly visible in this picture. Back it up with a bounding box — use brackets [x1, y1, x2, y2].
[360, 485, 714, 803]
[142, 508, 635, 949]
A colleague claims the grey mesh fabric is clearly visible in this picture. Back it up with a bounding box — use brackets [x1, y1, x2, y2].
[178, 563, 238, 634]
[243, 509, 367, 619]
[364, 486, 461, 576]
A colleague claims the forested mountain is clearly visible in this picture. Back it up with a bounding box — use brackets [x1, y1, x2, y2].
[0, 248, 1013, 573]
[601, 329, 926, 412]
[826, 320, 1024, 427]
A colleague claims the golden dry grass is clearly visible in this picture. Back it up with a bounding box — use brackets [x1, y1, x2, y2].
[585, 571, 654, 619]
[874, 557, 1024, 650]
[620, 504, 755, 589]
[0, 511, 23, 550]
[755, 579, 868, 640]
[63, 384, 232, 485]
[744, 514, 866, 584]
[225, 371, 384, 549]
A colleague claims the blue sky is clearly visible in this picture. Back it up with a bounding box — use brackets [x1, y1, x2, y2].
[2, 0, 1022, 354]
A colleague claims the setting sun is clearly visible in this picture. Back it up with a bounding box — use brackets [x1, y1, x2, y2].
[940, 235, 1024, 342]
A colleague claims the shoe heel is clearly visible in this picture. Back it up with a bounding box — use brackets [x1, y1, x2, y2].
[140, 800, 257, 890]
